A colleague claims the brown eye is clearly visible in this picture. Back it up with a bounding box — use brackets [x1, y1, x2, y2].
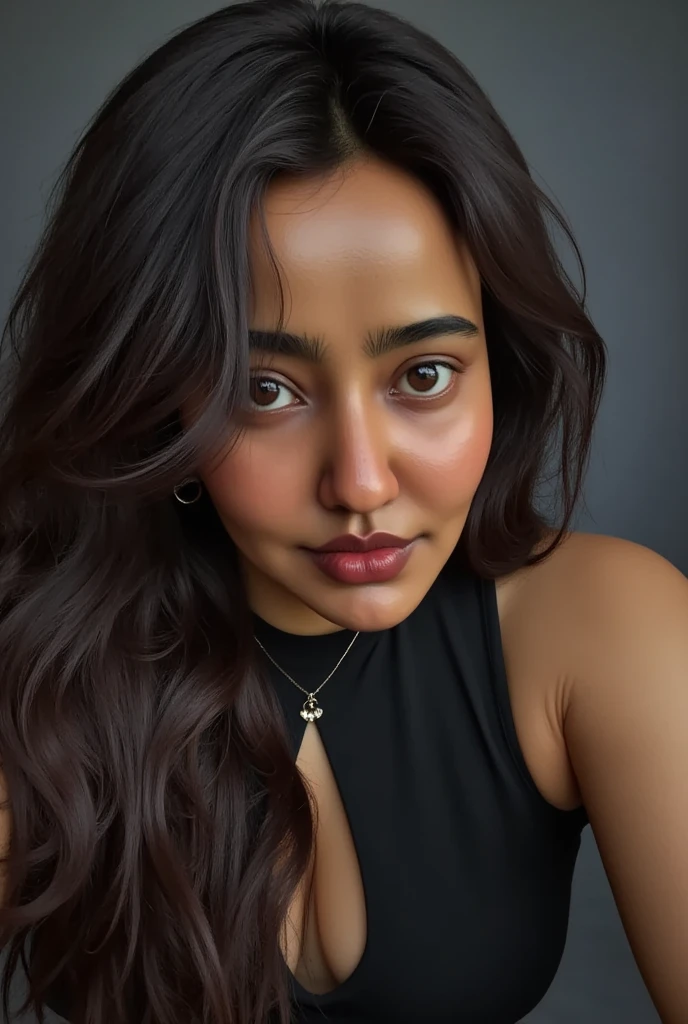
[398, 361, 455, 397]
[248, 376, 298, 411]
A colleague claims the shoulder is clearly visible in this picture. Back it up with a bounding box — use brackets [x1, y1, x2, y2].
[498, 528, 687, 666]
[530, 529, 686, 670]
[509, 527, 688, 758]
[494, 529, 688, 809]
[534, 529, 688, 756]
[509, 533, 688, 1022]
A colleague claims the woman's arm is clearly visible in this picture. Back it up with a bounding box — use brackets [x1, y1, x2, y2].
[560, 536, 688, 1024]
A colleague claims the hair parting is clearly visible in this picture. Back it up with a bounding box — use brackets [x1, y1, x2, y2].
[0, 2, 605, 1021]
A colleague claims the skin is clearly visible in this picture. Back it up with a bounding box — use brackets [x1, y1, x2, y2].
[184, 156, 499, 989]
[189, 157, 494, 637]
[2, 156, 684, 1021]
[180, 157, 688, 1021]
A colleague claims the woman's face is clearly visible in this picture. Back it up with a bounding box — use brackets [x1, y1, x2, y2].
[192, 157, 493, 634]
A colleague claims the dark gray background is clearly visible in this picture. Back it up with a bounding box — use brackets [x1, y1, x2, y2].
[1, 1, 685, 1021]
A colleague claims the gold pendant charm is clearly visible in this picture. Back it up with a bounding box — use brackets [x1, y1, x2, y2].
[300, 695, 323, 722]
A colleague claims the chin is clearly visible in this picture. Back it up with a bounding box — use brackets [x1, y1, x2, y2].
[313, 583, 429, 635]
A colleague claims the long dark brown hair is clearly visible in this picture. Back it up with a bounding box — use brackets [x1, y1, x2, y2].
[0, 1, 606, 1021]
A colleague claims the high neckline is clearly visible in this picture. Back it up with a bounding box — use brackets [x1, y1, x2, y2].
[253, 611, 359, 641]
[251, 611, 383, 687]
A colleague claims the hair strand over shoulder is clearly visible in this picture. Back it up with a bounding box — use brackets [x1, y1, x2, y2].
[0, 2, 605, 1021]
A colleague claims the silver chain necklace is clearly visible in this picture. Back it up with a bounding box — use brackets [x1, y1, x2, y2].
[253, 630, 360, 722]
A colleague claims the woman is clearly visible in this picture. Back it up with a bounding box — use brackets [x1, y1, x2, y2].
[0, 1, 686, 1022]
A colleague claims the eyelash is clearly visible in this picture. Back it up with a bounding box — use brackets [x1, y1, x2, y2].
[247, 360, 460, 413]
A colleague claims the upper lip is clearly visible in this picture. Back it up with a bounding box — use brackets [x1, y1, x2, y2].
[308, 532, 413, 553]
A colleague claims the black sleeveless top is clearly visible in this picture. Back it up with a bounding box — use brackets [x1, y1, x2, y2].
[256, 559, 587, 1023]
[44, 559, 587, 1023]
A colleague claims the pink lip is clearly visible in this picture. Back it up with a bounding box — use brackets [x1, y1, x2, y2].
[309, 532, 412, 553]
[305, 540, 416, 584]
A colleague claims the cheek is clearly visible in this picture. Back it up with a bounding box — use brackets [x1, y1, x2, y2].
[402, 399, 493, 511]
[202, 437, 308, 535]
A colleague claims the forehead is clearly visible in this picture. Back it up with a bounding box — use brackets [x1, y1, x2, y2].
[247, 158, 482, 329]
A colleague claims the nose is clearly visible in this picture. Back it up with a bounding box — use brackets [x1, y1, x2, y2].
[317, 391, 399, 515]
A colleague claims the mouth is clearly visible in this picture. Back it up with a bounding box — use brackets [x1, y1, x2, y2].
[302, 533, 419, 585]
[307, 532, 413, 553]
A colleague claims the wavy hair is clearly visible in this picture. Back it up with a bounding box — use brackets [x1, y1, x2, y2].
[0, 1, 606, 1021]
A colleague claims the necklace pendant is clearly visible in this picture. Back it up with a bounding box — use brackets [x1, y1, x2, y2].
[300, 695, 323, 722]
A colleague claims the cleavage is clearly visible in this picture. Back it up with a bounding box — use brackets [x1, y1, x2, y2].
[280, 722, 368, 995]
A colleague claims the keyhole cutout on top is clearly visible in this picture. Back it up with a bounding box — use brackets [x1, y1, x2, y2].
[280, 722, 368, 996]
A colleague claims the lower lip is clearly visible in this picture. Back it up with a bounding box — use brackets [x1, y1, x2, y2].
[305, 544, 415, 584]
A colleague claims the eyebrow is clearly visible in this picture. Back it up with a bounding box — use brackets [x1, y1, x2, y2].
[247, 314, 479, 364]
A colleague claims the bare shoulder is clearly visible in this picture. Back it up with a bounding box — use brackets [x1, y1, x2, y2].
[536, 529, 688, 735]
[494, 529, 688, 811]
[497, 527, 686, 646]
[509, 534, 688, 1022]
